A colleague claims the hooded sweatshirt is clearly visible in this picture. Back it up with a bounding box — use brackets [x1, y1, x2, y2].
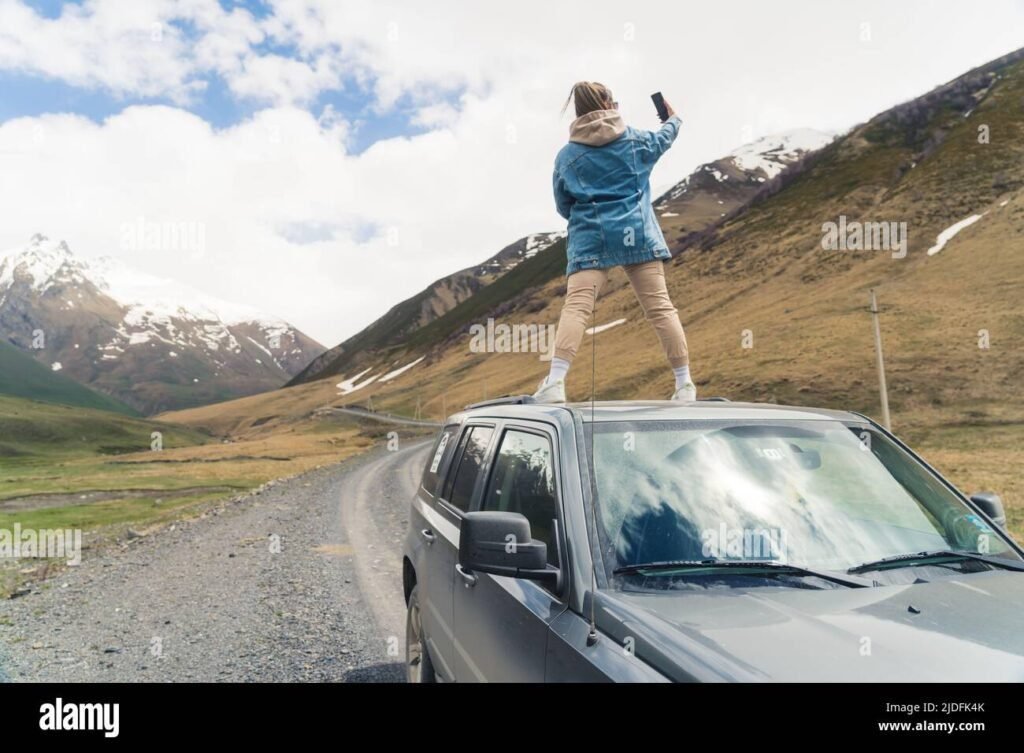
[568, 109, 627, 146]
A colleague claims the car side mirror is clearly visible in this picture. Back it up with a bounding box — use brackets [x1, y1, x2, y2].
[970, 492, 1007, 529]
[459, 511, 560, 589]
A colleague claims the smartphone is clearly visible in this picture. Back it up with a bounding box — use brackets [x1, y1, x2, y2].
[651, 92, 669, 123]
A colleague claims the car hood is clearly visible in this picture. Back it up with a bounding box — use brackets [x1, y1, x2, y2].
[596, 570, 1024, 681]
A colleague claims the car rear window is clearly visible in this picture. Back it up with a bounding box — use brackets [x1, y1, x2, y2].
[421, 424, 460, 496]
[444, 426, 494, 512]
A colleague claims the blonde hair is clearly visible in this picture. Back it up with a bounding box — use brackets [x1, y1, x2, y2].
[562, 81, 614, 118]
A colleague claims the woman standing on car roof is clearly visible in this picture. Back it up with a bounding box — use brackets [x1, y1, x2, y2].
[533, 81, 697, 404]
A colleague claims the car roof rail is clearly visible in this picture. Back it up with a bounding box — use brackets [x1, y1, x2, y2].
[464, 394, 537, 410]
[697, 396, 731, 402]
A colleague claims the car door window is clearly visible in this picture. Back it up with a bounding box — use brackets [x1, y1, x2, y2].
[421, 424, 460, 496]
[482, 429, 559, 567]
[444, 426, 494, 513]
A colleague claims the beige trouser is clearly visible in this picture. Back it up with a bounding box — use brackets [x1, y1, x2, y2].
[552, 260, 689, 368]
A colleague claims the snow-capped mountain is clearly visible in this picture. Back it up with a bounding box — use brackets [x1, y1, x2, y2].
[727, 129, 834, 179]
[654, 129, 832, 248]
[0, 234, 324, 413]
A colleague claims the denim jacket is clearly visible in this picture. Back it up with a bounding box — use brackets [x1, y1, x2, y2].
[553, 110, 681, 275]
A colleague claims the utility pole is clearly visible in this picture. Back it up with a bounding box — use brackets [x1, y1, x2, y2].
[870, 289, 892, 431]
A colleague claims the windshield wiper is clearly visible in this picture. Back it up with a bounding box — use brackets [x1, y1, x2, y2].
[613, 559, 871, 588]
[847, 550, 1024, 575]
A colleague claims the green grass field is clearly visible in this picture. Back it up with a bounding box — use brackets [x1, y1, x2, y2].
[0, 391, 381, 595]
[0, 394, 206, 461]
[0, 394, 228, 534]
[0, 340, 138, 415]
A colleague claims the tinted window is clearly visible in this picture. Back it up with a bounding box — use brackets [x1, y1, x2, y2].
[445, 426, 494, 512]
[421, 424, 459, 496]
[482, 429, 559, 566]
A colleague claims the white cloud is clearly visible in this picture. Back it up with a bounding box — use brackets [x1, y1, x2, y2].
[1, 0, 1024, 347]
[0, 100, 565, 344]
[226, 52, 342, 106]
[0, 0, 203, 101]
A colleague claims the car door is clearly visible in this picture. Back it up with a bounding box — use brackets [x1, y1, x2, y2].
[453, 423, 568, 681]
[427, 423, 495, 681]
[409, 423, 461, 682]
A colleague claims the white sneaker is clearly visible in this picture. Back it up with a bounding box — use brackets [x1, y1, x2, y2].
[671, 382, 697, 402]
[532, 376, 566, 404]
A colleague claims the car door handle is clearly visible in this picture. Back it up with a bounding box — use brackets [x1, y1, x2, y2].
[420, 529, 436, 546]
[455, 564, 477, 588]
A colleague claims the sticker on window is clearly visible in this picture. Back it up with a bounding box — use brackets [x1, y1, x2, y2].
[429, 433, 450, 473]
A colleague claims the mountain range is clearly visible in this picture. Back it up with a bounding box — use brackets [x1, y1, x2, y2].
[0, 235, 324, 414]
[9, 46, 1024, 436]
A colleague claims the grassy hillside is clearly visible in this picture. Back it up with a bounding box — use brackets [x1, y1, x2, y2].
[158, 376, 342, 437]
[308, 49, 1024, 410]
[0, 394, 206, 461]
[0, 340, 138, 416]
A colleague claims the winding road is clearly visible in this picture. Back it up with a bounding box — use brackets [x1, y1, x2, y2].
[0, 440, 433, 682]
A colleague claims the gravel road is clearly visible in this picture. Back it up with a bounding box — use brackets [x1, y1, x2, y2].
[0, 439, 432, 682]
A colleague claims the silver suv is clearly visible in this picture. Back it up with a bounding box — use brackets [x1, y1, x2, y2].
[402, 398, 1023, 682]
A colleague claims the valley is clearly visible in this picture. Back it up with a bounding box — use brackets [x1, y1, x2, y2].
[1, 46, 1022, 604]
[0, 389, 416, 597]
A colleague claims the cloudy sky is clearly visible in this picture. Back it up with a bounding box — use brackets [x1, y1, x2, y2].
[1, 0, 1022, 345]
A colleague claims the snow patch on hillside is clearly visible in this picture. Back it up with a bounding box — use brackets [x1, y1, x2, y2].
[524, 232, 565, 258]
[704, 166, 728, 182]
[927, 214, 985, 256]
[379, 356, 425, 383]
[585, 318, 627, 335]
[336, 368, 378, 395]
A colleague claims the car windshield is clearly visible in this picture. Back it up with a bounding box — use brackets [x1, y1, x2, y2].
[585, 419, 1019, 585]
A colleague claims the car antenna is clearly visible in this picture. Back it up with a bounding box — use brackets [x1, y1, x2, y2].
[586, 282, 600, 647]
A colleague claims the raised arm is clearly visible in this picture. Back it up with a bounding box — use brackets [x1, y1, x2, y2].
[639, 100, 682, 164]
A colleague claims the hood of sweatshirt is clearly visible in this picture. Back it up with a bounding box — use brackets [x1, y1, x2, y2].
[569, 109, 627, 146]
